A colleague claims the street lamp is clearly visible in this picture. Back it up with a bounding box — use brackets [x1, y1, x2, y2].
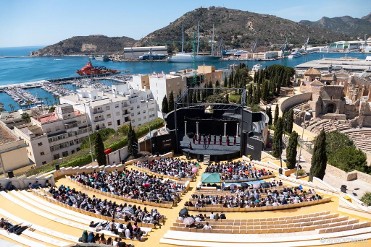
[296, 110, 312, 179]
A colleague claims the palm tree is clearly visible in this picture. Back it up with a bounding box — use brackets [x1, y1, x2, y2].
[8, 104, 15, 112]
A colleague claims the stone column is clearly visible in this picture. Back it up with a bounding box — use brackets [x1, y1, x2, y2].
[224, 122, 227, 137]
[196, 121, 199, 136]
[236, 123, 239, 137]
[184, 121, 187, 135]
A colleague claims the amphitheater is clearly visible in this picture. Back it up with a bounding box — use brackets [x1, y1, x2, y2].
[0, 152, 370, 247]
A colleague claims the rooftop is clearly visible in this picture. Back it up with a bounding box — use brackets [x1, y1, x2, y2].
[0, 123, 17, 145]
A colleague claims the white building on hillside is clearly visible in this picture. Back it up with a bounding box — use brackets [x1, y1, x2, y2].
[13, 104, 91, 166]
[60, 84, 157, 130]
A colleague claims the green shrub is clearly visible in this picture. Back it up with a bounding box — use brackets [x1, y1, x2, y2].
[361, 192, 371, 206]
[296, 169, 306, 176]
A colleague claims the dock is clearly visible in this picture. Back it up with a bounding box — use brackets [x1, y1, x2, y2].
[295, 57, 371, 73]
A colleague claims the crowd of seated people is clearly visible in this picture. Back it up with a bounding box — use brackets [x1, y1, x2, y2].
[49, 185, 163, 228]
[134, 158, 197, 179]
[185, 186, 322, 208]
[205, 161, 273, 181]
[177, 211, 226, 230]
[0, 182, 16, 191]
[78, 230, 134, 246]
[71, 169, 186, 204]
[0, 218, 30, 235]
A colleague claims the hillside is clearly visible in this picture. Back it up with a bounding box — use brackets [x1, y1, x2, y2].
[300, 13, 371, 38]
[31, 35, 136, 56]
[136, 7, 349, 52]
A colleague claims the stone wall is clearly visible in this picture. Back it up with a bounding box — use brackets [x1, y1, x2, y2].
[280, 93, 312, 113]
[326, 163, 371, 183]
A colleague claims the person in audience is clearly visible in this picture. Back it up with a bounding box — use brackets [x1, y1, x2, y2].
[94, 233, 100, 243]
[78, 230, 88, 243]
[89, 221, 99, 228]
[99, 233, 107, 244]
[5, 181, 16, 191]
[203, 222, 212, 230]
[220, 213, 226, 220]
[214, 213, 220, 221]
[87, 231, 95, 243]
[209, 212, 215, 220]
[106, 237, 113, 245]
[32, 180, 41, 189]
[44, 180, 51, 187]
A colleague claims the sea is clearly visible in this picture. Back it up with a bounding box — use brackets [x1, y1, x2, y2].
[0, 46, 368, 111]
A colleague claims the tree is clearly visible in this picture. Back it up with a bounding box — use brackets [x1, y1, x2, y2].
[168, 91, 175, 112]
[272, 117, 284, 158]
[21, 112, 31, 123]
[361, 192, 371, 206]
[247, 84, 253, 106]
[223, 76, 228, 88]
[261, 80, 269, 102]
[94, 133, 106, 166]
[285, 109, 294, 133]
[310, 130, 327, 181]
[127, 123, 138, 158]
[215, 80, 220, 94]
[161, 95, 169, 113]
[266, 107, 272, 126]
[286, 131, 298, 169]
[274, 104, 279, 126]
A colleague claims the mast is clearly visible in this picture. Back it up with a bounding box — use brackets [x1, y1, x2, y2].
[211, 24, 215, 56]
[181, 24, 184, 53]
[196, 21, 200, 55]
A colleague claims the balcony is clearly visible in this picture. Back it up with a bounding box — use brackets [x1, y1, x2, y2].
[93, 108, 104, 114]
[94, 117, 105, 122]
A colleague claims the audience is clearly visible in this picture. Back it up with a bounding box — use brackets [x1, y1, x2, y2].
[135, 157, 197, 179]
[186, 186, 322, 208]
[49, 185, 164, 228]
[205, 161, 273, 181]
[71, 169, 185, 204]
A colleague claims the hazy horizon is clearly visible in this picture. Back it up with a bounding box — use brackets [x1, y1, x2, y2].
[1, 0, 370, 47]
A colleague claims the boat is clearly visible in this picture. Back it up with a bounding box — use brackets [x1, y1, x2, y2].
[139, 52, 167, 60]
[168, 23, 220, 63]
[76, 60, 118, 76]
[288, 50, 302, 59]
[95, 55, 110, 62]
[252, 64, 262, 72]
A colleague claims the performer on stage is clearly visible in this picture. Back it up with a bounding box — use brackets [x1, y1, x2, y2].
[189, 142, 193, 150]
[203, 135, 207, 144]
[193, 135, 196, 144]
[219, 134, 222, 145]
[226, 135, 230, 146]
[234, 135, 237, 145]
[214, 135, 216, 145]
[198, 134, 201, 144]
[208, 134, 211, 145]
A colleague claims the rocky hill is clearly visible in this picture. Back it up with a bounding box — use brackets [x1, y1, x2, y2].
[31, 35, 136, 56]
[300, 13, 371, 38]
[136, 7, 349, 52]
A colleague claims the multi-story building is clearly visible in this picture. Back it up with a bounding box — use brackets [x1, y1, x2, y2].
[0, 121, 30, 174]
[60, 84, 157, 130]
[13, 104, 91, 166]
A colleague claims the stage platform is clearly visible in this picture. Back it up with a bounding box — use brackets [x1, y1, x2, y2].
[180, 135, 241, 162]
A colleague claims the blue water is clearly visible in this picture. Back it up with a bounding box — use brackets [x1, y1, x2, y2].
[0, 46, 368, 112]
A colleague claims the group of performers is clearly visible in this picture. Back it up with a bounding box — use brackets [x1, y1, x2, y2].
[191, 134, 237, 146]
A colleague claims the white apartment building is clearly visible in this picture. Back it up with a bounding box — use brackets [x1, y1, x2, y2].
[13, 104, 91, 166]
[60, 83, 157, 130]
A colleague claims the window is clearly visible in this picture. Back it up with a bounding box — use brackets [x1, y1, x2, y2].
[108, 122, 112, 126]
[38, 142, 43, 146]
[106, 106, 110, 110]
[115, 104, 119, 108]
[53, 154, 60, 159]
[107, 114, 111, 118]
[40, 152, 45, 156]
[117, 120, 121, 126]
[62, 151, 68, 157]
[42, 161, 47, 165]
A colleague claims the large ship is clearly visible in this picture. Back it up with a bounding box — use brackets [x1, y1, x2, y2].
[168, 23, 220, 63]
[76, 60, 118, 76]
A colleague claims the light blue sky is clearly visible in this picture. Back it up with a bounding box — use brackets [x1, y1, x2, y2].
[0, 0, 369, 47]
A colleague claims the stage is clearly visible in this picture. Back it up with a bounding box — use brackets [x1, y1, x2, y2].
[180, 135, 241, 161]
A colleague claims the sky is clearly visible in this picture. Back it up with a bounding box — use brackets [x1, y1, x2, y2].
[0, 0, 370, 47]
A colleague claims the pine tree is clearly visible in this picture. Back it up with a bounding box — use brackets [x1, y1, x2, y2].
[286, 131, 298, 169]
[223, 76, 228, 88]
[247, 84, 253, 106]
[228, 71, 234, 88]
[266, 107, 273, 126]
[274, 104, 279, 126]
[261, 80, 269, 102]
[272, 117, 284, 158]
[128, 123, 138, 158]
[286, 109, 294, 133]
[215, 80, 220, 94]
[161, 95, 169, 113]
[310, 130, 327, 181]
[168, 91, 174, 112]
[94, 133, 106, 166]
